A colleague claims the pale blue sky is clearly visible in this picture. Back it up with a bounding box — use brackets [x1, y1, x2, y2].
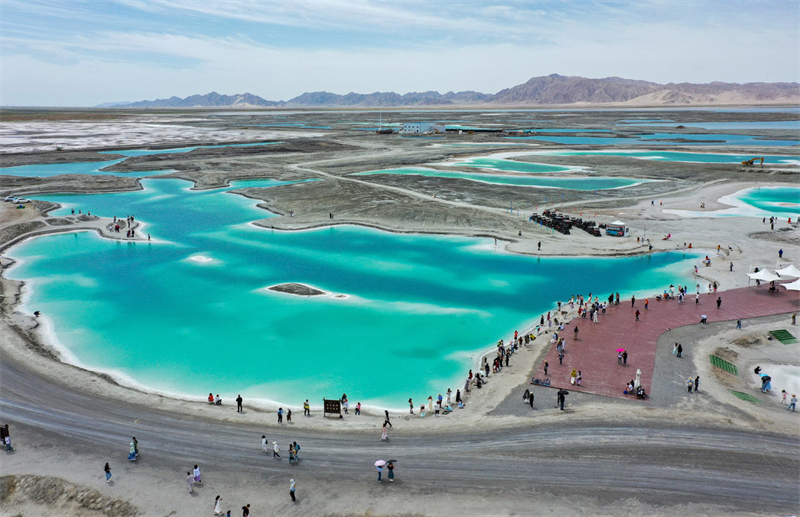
[1, 0, 798, 106]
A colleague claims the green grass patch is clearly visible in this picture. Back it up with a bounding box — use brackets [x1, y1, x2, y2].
[769, 329, 798, 344]
[729, 390, 761, 404]
[709, 355, 739, 376]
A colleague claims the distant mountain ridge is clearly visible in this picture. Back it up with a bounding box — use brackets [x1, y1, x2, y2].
[104, 74, 800, 108]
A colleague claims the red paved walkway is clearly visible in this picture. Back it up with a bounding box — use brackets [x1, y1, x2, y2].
[536, 286, 800, 400]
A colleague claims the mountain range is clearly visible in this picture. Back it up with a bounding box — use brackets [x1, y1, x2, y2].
[101, 74, 800, 108]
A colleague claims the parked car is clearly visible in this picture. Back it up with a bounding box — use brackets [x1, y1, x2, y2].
[15, 198, 32, 203]
[4, 196, 17, 202]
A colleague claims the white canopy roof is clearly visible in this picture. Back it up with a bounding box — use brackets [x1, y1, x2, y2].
[782, 279, 800, 291]
[748, 269, 781, 282]
[776, 264, 800, 278]
[609, 221, 626, 226]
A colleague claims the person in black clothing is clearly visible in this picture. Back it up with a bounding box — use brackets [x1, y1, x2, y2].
[528, 391, 534, 408]
[384, 410, 392, 427]
[716, 297, 722, 309]
[544, 361, 549, 376]
[242, 504, 250, 516]
[677, 344, 683, 358]
[236, 395, 243, 413]
[622, 351, 628, 365]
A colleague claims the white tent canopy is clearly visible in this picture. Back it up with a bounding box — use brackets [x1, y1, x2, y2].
[782, 279, 800, 291]
[610, 220, 626, 226]
[748, 269, 781, 283]
[776, 264, 800, 278]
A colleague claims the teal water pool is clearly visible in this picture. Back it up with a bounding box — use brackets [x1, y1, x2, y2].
[508, 133, 799, 146]
[353, 167, 646, 190]
[534, 150, 800, 164]
[0, 142, 282, 177]
[664, 186, 800, 219]
[446, 156, 573, 174]
[8, 177, 697, 408]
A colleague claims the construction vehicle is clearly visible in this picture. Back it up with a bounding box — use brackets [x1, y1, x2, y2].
[741, 157, 764, 166]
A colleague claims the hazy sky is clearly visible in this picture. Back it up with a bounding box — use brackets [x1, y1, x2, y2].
[1, 0, 798, 106]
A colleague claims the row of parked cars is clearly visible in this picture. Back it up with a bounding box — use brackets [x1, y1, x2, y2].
[4, 196, 32, 204]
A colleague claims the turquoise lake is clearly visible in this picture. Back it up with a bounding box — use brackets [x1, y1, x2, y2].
[353, 167, 647, 190]
[447, 157, 573, 174]
[7, 177, 698, 408]
[0, 142, 282, 177]
[534, 150, 800, 164]
[508, 133, 799, 146]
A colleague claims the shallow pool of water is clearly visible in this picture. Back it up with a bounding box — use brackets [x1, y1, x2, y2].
[664, 186, 800, 218]
[353, 167, 647, 190]
[508, 133, 799, 146]
[533, 150, 800, 165]
[8, 177, 697, 408]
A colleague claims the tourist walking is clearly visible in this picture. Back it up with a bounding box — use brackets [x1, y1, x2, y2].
[716, 297, 722, 309]
[187, 471, 195, 494]
[677, 344, 683, 358]
[380, 424, 389, 441]
[623, 351, 628, 365]
[557, 390, 566, 410]
[193, 465, 202, 483]
[788, 395, 797, 411]
[694, 376, 700, 392]
[289, 479, 296, 502]
[278, 408, 283, 423]
[128, 440, 137, 461]
[736, 319, 742, 329]
[355, 402, 361, 415]
[686, 378, 693, 393]
[409, 398, 414, 414]
[236, 394, 243, 413]
[261, 435, 268, 453]
[573, 326, 579, 339]
[242, 504, 250, 516]
[214, 496, 223, 515]
[558, 351, 564, 364]
[387, 461, 395, 482]
[446, 388, 452, 405]
[376, 463, 383, 482]
[635, 309, 640, 321]
[273, 441, 281, 459]
[781, 390, 787, 405]
[618, 351, 623, 364]
[543, 361, 549, 376]
[384, 410, 392, 426]
[631, 295, 635, 307]
[304, 400, 310, 416]
[104, 463, 112, 483]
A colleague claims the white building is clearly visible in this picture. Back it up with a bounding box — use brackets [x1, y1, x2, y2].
[401, 122, 443, 134]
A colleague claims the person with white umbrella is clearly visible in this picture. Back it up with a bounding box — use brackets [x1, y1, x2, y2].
[375, 460, 385, 482]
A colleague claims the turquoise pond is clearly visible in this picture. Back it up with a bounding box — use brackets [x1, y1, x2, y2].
[620, 121, 800, 130]
[535, 150, 800, 164]
[353, 167, 645, 190]
[738, 187, 800, 216]
[447, 157, 573, 174]
[0, 142, 282, 177]
[508, 133, 799, 146]
[7, 177, 698, 408]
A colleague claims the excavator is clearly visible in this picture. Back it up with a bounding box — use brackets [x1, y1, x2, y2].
[741, 157, 764, 166]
